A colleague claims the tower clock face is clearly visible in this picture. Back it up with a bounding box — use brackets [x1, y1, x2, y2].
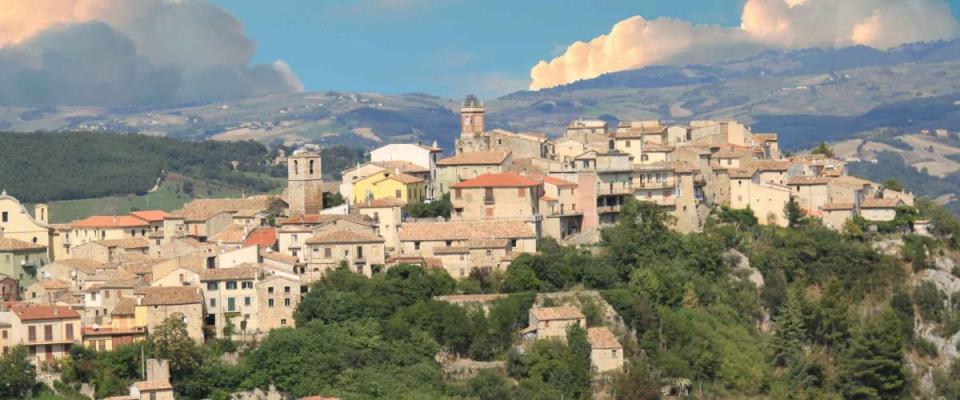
[464, 116, 471, 126]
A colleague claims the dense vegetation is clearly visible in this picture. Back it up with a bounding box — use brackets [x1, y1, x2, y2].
[848, 151, 960, 214]
[10, 196, 960, 399]
[0, 132, 285, 203]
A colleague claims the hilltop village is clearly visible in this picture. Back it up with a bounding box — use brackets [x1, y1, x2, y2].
[0, 95, 928, 398]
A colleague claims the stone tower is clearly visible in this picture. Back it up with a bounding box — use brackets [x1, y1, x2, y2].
[456, 94, 489, 154]
[287, 149, 324, 215]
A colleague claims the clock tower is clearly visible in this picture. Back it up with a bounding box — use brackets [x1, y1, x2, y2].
[460, 94, 484, 138]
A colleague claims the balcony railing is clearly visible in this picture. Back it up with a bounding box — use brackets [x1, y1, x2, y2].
[596, 186, 633, 196]
[635, 181, 675, 189]
[597, 205, 622, 214]
[483, 196, 495, 205]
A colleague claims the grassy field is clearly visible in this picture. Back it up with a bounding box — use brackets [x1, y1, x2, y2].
[42, 173, 270, 223]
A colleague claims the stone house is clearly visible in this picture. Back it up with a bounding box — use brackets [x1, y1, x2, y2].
[256, 274, 301, 332]
[587, 327, 624, 373]
[0, 304, 82, 364]
[524, 306, 586, 340]
[435, 151, 512, 194]
[199, 265, 263, 338]
[860, 198, 904, 222]
[450, 172, 542, 223]
[135, 286, 205, 343]
[303, 230, 386, 278]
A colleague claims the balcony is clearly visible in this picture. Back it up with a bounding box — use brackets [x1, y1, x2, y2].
[597, 205, 622, 214]
[596, 186, 633, 196]
[635, 180, 675, 189]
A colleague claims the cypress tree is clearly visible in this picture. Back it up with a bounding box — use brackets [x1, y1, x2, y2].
[843, 308, 906, 400]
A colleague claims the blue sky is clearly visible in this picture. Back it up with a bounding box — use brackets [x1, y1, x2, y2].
[214, 0, 960, 99]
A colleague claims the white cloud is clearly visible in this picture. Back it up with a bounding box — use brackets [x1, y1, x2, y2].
[0, 0, 303, 105]
[530, 0, 960, 90]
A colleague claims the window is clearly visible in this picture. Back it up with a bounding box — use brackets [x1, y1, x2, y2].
[44, 325, 53, 341]
[1, 211, 6, 222]
[294, 160, 299, 175]
[244, 297, 251, 306]
[284, 286, 291, 293]
[1, 330, 5, 339]
[612, 349, 618, 358]
[309, 159, 315, 175]
[104, 290, 110, 299]
[324, 247, 332, 258]
[226, 281, 237, 290]
[65, 324, 73, 340]
[209, 298, 216, 308]
[268, 299, 275, 308]
[28, 326, 36, 341]
[454, 188, 462, 199]
[281, 319, 287, 325]
[242, 281, 253, 289]
[625, 140, 631, 148]
[414, 241, 421, 251]
[207, 282, 218, 291]
[268, 286, 274, 294]
[284, 298, 291, 307]
[484, 188, 494, 204]
[395, 189, 401, 198]
[227, 297, 236, 312]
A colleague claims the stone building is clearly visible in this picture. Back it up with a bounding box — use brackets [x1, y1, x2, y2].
[0, 304, 82, 364]
[288, 149, 324, 215]
[303, 230, 386, 277]
[524, 306, 586, 340]
[450, 172, 542, 223]
[587, 327, 624, 373]
[199, 265, 263, 338]
[435, 151, 513, 194]
[0, 237, 47, 298]
[135, 286, 205, 342]
[256, 274, 301, 332]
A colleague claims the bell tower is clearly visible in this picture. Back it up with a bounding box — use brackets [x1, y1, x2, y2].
[287, 149, 324, 215]
[460, 94, 484, 138]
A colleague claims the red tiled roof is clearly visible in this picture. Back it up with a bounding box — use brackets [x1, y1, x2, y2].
[532, 306, 584, 321]
[587, 327, 622, 349]
[437, 151, 510, 166]
[528, 173, 577, 188]
[786, 176, 832, 185]
[244, 227, 277, 248]
[305, 229, 384, 244]
[821, 203, 854, 211]
[138, 286, 202, 306]
[73, 215, 150, 229]
[452, 172, 541, 189]
[11, 304, 80, 321]
[128, 210, 169, 222]
[0, 237, 45, 251]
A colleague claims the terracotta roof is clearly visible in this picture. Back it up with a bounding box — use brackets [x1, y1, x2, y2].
[278, 214, 373, 226]
[305, 229, 384, 244]
[433, 246, 470, 255]
[111, 297, 137, 316]
[821, 203, 854, 211]
[467, 238, 509, 248]
[828, 175, 874, 189]
[244, 227, 277, 248]
[11, 304, 80, 321]
[95, 238, 150, 249]
[786, 176, 832, 185]
[728, 168, 757, 179]
[587, 327, 622, 349]
[540, 195, 557, 202]
[356, 197, 408, 208]
[210, 225, 251, 244]
[381, 172, 424, 184]
[133, 381, 173, 391]
[128, 210, 169, 222]
[437, 151, 510, 166]
[451, 172, 541, 189]
[260, 250, 299, 265]
[372, 160, 429, 174]
[138, 286, 202, 306]
[173, 197, 272, 221]
[532, 306, 584, 321]
[528, 173, 577, 188]
[861, 198, 903, 209]
[400, 221, 535, 241]
[753, 133, 779, 142]
[53, 258, 104, 274]
[643, 143, 674, 152]
[748, 160, 791, 172]
[199, 265, 262, 281]
[73, 215, 150, 229]
[715, 147, 751, 159]
[0, 237, 45, 251]
[39, 279, 71, 290]
[101, 277, 144, 289]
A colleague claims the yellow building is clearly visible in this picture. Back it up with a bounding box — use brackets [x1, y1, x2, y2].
[352, 170, 426, 205]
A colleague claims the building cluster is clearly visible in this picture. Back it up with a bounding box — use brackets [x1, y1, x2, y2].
[0, 94, 916, 366]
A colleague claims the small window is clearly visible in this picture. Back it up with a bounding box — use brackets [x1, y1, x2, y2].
[324, 248, 332, 258]
[226, 281, 237, 290]
[454, 189, 462, 199]
[209, 298, 216, 308]
[395, 189, 402, 198]
[242, 281, 253, 289]
[207, 282, 218, 291]
[1, 211, 7, 222]
[281, 319, 287, 325]
[284, 286, 291, 293]
[284, 298, 291, 306]
[268, 299, 275, 308]
[414, 241, 421, 251]
[244, 297, 251, 306]
[268, 286, 274, 294]
[518, 188, 525, 197]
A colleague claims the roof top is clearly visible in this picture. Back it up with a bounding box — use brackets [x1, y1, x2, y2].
[95, 238, 150, 249]
[278, 214, 373, 226]
[531, 306, 584, 321]
[210, 224, 251, 244]
[587, 327, 622, 349]
[111, 297, 137, 316]
[172, 197, 272, 221]
[128, 210, 169, 222]
[73, 215, 149, 229]
[199, 265, 262, 281]
[138, 286, 203, 306]
[437, 151, 510, 166]
[11, 304, 80, 321]
[379, 171, 424, 184]
[133, 381, 173, 391]
[0, 237, 45, 251]
[753, 133, 779, 142]
[53, 258, 105, 274]
[748, 160, 791, 172]
[451, 172, 541, 189]
[786, 176, 832, 186]
[821, 203, 855, 211]
[244, 227, 278, 248]
[528, 173, 577, 188]
[643, 143, 675, 152]
[400, 220, 535, 241]
[372, 160, 429, 174]
[305, 229, 384, 244]
[260, 249, 299, 265]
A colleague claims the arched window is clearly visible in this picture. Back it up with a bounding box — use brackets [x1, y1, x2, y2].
[293, 160, 299, 175]
[309, 160, 315, 175]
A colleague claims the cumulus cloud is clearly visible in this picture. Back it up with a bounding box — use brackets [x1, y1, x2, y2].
[0, 0, 302, 106]
[530, 0, 960, 90]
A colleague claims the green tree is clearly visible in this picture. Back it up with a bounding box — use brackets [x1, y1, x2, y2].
[811, 142, 835, 158]
[406, 193, 451, 218]
[881, 179, 902, 192]
[784, 197, 806, 229]
[843, 308, 906, 400]
[150, 315, 202, 383]
[772, 290, 806, 366]
[0, 345, 36, 398]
